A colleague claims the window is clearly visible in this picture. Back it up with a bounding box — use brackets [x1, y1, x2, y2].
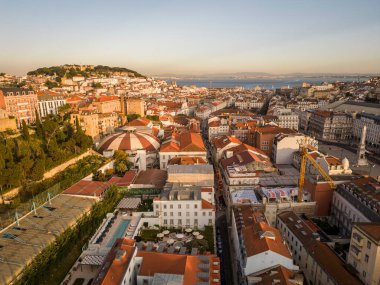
[178, 212, 181, 216]
[365, 254, 369, 263]
[170, 204, 173, 209]
[164, 205, 167, 209]
[203, 212, 206, 216]
[194, 219, 198, 225]
[155, 205, 159, 209]
[209, 212, 212, 216]
[170, 212, 173, 216]
[163, 219, 167, 225]
[194, 212, 197, 216]
[367, 241, 371, 249]
[186, 212, 190, 216]
[194, 204, 198, 209]
[186, 204, 190, 209]
[178, 204, 181, 209]
[170, 219, 173, 225]
[178, 219, 182, 225]
[209, 219, 213, 224]
[164, 212, 167, 216]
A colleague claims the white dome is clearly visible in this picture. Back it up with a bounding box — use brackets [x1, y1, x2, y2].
[342, 157, 350, 170]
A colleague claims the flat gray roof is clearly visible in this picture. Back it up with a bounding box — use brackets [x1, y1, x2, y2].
[0, 194, 96, 284]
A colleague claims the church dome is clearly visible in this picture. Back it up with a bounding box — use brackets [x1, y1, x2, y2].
[98, 131, 160, 153]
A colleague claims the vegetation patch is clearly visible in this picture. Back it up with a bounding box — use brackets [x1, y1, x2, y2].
[136, 199, 153, 212]
[0, 114, 92, 195]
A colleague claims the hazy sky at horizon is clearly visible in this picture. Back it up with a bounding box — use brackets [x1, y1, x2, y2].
[1, 0, 380, 76]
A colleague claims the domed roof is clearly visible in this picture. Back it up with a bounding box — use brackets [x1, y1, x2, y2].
[98, 131, 160, 152]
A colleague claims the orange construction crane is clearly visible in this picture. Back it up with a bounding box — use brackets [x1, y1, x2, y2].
[298, 143, 336, 202]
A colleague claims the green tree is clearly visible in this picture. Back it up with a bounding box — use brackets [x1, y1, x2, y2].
[92, 82, 103, 88]
[35, 109, 44, 138]
[113, 150, 130, 176]
[30, 154, 45, 181]
[45, 80, 59, 89]
[126, 113, 141, 122]
[21, 120, 30, 141]
[92, 170, 106, 181]
[146, 115, 159, 121]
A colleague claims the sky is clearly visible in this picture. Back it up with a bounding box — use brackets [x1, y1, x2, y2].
[1, 0, 380, 76]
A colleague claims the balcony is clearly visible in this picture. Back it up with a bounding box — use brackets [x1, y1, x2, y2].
[350, 245, 361, 260]
[352, 233, 363, 247]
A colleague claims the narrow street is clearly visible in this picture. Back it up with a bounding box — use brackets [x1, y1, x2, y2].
[202, 131, 235, 285]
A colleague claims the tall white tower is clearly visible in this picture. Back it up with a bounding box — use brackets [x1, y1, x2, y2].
[356, 125, 368, 166]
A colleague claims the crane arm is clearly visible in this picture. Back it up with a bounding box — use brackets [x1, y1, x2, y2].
[298, 148, 336, 202]
[304, 152, 336, 189]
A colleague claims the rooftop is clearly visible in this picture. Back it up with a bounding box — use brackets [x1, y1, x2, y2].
[93, 238, 136, 285]
[250, 265, 301, 285]
[137, 250, 220, 285]
[354, 223, 380, 244]
[305, 241, 361, 285]
[160, 132, 206, 152]
[168, 156, 207, 165]
[134, 169, 168, 188]
[234, 206, 291, 259]
[63, 180, 111, 197]
[0, 194, 96, 284]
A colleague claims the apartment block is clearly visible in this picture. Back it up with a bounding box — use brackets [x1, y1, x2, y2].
[347, 223, 380, 285]
[0, 87, 38, 126]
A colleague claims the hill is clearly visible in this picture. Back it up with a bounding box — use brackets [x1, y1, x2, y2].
[27, 64, 145, 79]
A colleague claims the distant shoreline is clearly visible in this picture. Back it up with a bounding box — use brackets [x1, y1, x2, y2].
[162, 76, 371, 89]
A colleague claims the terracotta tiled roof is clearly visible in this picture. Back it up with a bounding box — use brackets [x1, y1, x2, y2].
[355, 223, 380, 243]
[63, 180, 110, 197]
[201, 199, 214, 210]
[236, 206, 292, 259]
[220, 144, 271, 169]
[161, 133, 206, 152]
[113, 170, 137, 187]
[66, 95, 84, 102]
[127, 117, 151, 126]
[137, 251, 220, 285]
[137, 251, 186, 276]
[252, 265, 298, 285]
[168, 156, 207, 165]
[94, 95, 119, 102]
[94, 239, 136, 285]
[305, 241, 362, 285]
[208, 121, 221, 127]
[212, 135, 242, 149]
[201, 187, 213, 193]
[134, 169, 168, 188]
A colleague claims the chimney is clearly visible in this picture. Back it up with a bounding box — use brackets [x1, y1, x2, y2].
[226, 150, 233, 159]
